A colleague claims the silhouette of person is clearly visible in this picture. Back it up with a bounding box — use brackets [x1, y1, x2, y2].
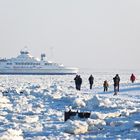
[77, 75, 82, 90]
[103, 80, 109, 92]
[113, 74, 120, 95]
[74, 75, 82, 90]
[130, 73, 136, 83]
[74, 75, 79, 90]
[88, 75, 94, 89]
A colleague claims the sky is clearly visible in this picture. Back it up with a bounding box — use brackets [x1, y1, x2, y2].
[0, 0, 140, 70]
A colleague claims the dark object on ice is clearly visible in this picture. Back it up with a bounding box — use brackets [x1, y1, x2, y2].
[78, 112, 91, 118]
[20, 91, 24, 94]
[64, 110, 77, 121]
[74, 75, 82, 90]
[88, 75, 94, 89]
[130, 73, 136, 83]
[113, 74, 120, 94]
[113, 92, 117, 96]
[64, 110, 91, 121]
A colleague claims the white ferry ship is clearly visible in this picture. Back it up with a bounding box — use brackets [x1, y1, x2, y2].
[0, 50, 78, 75]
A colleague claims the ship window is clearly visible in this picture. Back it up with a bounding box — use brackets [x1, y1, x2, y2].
[15, 62, 41, 65]
[7, 63, 12, 65]
[45, 63, 52, 65]
[32, 63, 40, 65]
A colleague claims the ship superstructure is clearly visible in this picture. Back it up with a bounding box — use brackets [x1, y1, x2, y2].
[0, 50, 78, 75]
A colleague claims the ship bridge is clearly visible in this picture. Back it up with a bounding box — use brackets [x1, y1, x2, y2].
[15, 50, 39, 62]
[20, 50, 29, 55]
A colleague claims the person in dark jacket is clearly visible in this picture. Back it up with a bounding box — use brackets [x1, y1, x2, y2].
[77, 75, 82, 90]
[103, 80, 109, 92]
[88, 75, 94, 89]
[113, 74, 120, 95]
[130, 73, 136, 83]
[74, 75, 79, 90]
[74, 75, 82, 90]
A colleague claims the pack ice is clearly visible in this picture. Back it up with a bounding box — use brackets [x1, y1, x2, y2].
[0, 72, 140, 139]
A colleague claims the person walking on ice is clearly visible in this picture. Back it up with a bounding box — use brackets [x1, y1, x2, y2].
[103, 80, 109, 92]
[77, 75, 82, 90]
[74, 75, 79, 90]
[113, 74, 120, 95]
[74, 75, 82, 91]
[130, 73, 136, 83]
[88, 75, 94, 89]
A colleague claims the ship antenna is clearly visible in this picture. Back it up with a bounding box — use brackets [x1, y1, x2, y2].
[50, 46, 54, 60]
[24, 46, 28, 51]
[21, 46, 28, 52]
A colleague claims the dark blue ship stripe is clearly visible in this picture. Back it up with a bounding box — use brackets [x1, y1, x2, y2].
[0, 72, 76, 75]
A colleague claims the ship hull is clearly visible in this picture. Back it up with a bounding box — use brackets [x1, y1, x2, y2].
[0, 68, 78, 75]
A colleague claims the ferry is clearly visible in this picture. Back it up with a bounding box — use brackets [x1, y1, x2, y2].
[0, 50, 78, 75]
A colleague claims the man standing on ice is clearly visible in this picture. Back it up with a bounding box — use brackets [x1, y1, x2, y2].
[88, 75, 94, 89]
[77, 75, 82, 90]
[113, 74, 120, 95]
[74, 75, 79, 90]
[74, 75, 82, 90]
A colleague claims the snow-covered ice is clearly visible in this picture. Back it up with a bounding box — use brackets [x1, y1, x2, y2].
[0, 70, 140, 139]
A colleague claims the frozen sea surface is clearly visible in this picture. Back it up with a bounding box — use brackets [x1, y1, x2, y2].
[0, 70, 140, 140]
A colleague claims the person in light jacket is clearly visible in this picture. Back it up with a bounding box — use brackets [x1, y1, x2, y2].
[103, 80, 109, 92]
